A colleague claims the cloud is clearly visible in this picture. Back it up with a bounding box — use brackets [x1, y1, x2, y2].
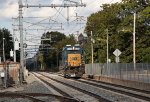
[0, 1, 18, 20]
[0, 0, 121, 57]
[0, 0, 121, 21]
[0, 0, 121, 37]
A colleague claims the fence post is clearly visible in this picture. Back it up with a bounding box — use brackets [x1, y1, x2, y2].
[137, 63, 139, 82]
[142, 63, 144, 83]
[133, 63, 136, 81]
[125, 63, 127, 80]
[119, 63, 121, 79]
[146, 63, 149, 89]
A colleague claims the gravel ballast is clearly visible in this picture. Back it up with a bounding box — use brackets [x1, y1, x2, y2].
[42, 72, 147, 102]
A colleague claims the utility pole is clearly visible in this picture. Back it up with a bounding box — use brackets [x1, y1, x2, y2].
[3, 37, 5, 62]
[106, 29, 109, 64]
[133, 13, 136, 64]
[19, 0, 24, 83]
[2, 30, 6, 62]
[13, 30, 16, 62]
[12, 18, 17, 62]
[91, 31, 93, 64]
[133, 12, 136, 70]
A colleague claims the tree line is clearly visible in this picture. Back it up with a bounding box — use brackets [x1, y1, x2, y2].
[84, 0, 150, 63]
[0, 28, 20, 62]
[36, 31, 76, 70]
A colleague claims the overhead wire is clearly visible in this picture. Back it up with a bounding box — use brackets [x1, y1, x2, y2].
[65, 0, 97, 34]
[22, 0, 119, 57]
[46, 7, 64, 32]
[22, 1, 98, 46]
[23, 1, 63, 29]
[40, 0, 65, 33]
[23, 0, 85, 36]
[23, 2, 64, 42]
[67, 0, 117, 35]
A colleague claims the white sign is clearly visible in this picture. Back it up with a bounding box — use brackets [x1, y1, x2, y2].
[113, 49, 121, 57]
[1, 72, 5, 77]
[15, 40, 19, 50]
[10, 49, 13, 57]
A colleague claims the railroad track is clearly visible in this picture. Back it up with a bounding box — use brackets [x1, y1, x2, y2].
[81, 78, 150, 95]
[43, 72, 150, 102]
[32, 72, 80, 102]
[74, 78, 150, 102]
[0, 92, 46, 102]
[64, 76, 150, 101]
[35, 72, 111, 102]
[82, 78, 150, 94]
[0, 92, 86, 102]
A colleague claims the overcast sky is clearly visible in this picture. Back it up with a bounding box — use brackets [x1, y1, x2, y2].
[0, 0, 121, 32]
[0, 0, 121, 57]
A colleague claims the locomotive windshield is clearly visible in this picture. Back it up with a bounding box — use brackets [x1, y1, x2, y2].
[68, 50, 81, 54]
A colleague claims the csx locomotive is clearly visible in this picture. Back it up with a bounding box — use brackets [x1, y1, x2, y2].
[62, 44, 85, 77]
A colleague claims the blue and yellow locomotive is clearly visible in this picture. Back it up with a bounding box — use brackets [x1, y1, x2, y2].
[62, 44, 85, 77]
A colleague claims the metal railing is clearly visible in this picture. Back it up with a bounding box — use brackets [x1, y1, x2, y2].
[85, 63, 150, 83]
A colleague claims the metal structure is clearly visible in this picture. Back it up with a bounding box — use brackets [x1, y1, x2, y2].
[18, 0, 24, 83]
[12, 18, 18, 62]
[18, 0, 86, 82]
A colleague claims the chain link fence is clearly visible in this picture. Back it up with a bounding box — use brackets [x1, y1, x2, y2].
[85, 63, 150, 83]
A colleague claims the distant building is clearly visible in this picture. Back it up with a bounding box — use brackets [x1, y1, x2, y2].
[78, 33, 84, 45]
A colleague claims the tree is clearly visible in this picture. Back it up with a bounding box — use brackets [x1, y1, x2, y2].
[84, 0, 150, 63]
[37, 31, 76, 70]
[0, 28, 14, 61]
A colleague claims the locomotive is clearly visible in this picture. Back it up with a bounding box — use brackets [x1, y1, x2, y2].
[61, 44, 85, 77]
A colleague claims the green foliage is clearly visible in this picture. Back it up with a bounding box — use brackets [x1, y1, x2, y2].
[84, 0, 150, 63]
[37, 31, 76, 70]
[0, 28, 15, 61]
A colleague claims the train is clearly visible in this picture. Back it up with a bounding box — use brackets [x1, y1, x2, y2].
[61, 44, 85, 78]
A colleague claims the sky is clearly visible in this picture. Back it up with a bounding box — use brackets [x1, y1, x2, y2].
[0, 0, 121, 57]
[0, 0, 121, 32]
